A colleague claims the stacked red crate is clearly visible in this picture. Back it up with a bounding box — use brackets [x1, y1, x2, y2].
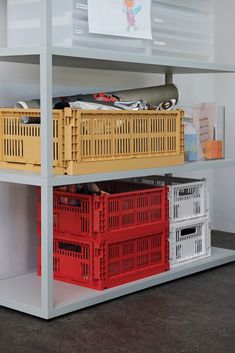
[37, 181, 169, 290]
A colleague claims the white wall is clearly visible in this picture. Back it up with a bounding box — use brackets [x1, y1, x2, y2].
[213, 0, 235, 233]
[0, 184, 37, 279]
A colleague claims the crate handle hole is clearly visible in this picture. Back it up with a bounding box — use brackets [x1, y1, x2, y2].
[58, 242, 82, 253]
[181, 227, 196, 237]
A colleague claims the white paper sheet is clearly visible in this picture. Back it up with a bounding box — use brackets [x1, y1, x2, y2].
[88, 0, 152, 40]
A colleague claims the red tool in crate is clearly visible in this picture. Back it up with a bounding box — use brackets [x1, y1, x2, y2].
[38, 221, 169, 290]
[37, 181, 169, 240]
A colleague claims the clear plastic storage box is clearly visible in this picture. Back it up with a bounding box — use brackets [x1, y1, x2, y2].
[7, 0, 214, 61]
[7, 0, 147, 53]
[182, 104, 225, 161]
[153, 0, 213, 12]
[151, 32, 213, 61]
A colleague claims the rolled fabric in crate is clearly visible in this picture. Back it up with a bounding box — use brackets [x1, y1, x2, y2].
[16, 100, 40, 109]
[20, 116, 41, 124]
[115, 84, 180, 108]
[15, 84, 180, 110]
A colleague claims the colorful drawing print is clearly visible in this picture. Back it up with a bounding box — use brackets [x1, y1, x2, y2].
[123, 0, 142, 32]
[88, 0, 152, 40]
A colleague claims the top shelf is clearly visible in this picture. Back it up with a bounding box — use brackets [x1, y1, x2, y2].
[1, 46, 235, 74]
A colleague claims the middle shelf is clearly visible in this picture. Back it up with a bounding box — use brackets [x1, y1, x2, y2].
[0, 159, 234, 187]
[0, 104, 231, 186]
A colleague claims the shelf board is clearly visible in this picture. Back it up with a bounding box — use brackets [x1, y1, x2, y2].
[0, 247, 234, 319]
[51, 247, 235, 318]
[0, 169, 42, 186]
[0, 159, 234, 186]
[0, 46, 235, 74]
[0, 272, 43, 318]
[52, 46, 235, 74]
[51, 159, 235, 186]
[0, 46, 40, 65]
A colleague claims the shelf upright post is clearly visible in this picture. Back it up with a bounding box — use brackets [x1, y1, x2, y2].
[40, 0, 53, 319]
[165, 73, 173, 84]
[0, 0, 7, 48]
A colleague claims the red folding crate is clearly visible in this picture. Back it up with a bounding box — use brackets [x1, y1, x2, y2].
[37, 181, 169, 239]
[38, 221, 169, 290]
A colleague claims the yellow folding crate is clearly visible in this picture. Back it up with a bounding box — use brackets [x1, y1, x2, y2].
[0, 108, 184, 175]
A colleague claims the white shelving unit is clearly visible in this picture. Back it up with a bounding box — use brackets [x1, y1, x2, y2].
[0, 0, 235, 319]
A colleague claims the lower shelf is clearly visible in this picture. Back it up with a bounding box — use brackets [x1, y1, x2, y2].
[0, 247, 235, 319]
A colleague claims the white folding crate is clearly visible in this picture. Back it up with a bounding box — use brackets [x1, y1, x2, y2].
[133, 175, 209, 222]
[169, 216, 211, 267]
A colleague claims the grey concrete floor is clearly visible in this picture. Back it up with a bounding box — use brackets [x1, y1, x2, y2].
[0, 230, 235, 353]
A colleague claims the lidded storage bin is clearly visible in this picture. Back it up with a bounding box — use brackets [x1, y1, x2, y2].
[151, 0, 214, 61]
[7, 0, 147, 54]
[7, 0, 214, 61]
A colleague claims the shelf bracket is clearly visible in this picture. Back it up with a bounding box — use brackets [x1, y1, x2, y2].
[165, 73, 173, 85]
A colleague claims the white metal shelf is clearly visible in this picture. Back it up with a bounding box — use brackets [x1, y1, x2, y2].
[0, 169, 42, 186]
[0, 272, 42, 318]
[51, 247, 235, 319]
[52, 46, 235, 74]
[0, 0, 234, 320]
[0, 46, 235, 74]
[0, 159, 234, 186]
[0, 247, 234, 319]
[50, 159, 235, 186]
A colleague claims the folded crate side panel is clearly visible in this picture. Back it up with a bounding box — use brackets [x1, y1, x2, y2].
[130, 175, 209, 222]
[169, 180, 209, 221]
[38, 221, 169, 290]
[0, 108, 184, 174]
[41, 182, 169, 239]
[64, 109, 184, 175]
[169, 216, 211, 267]
[0, 108, 64, 171]
[2, 109, 41, 164]
[106, 186, 168, 234]
[52, 191, 95, 237]
[0, 111, 3, 161]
